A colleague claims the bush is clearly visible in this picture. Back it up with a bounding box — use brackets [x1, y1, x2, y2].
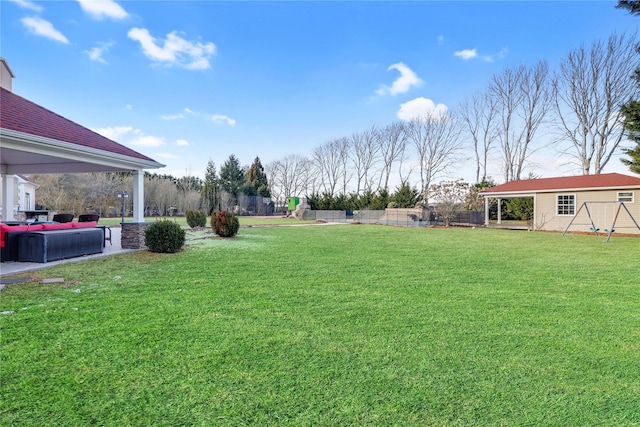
[144, 220, 186, 253]
[211, 210, 240, 237]
[186, 210, 207, 228]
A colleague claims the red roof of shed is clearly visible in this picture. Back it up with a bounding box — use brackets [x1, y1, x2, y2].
[0, 87, 156, 163]
[481, 173, 640, 195]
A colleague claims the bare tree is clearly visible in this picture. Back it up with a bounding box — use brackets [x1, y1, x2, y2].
[336, 137, 352, 195]
[311, 139, 346, 195]
[407, 112, 463, 199]
[489, 61, 551, 182]
[553, 32, 640, 174]
[350, 126, 381, 194]
[265, 154, 311, 206]
[515, 61, 552, 179]
[459, 91, 498, 183]
[377, 121, 409, 191]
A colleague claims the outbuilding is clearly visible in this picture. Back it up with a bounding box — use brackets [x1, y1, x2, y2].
[480, 173, 640, 235]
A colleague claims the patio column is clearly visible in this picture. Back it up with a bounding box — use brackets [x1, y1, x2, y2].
[121, 169, 149, 250]
[484, 195, 489, 226]
[132, 169, 144, 223]
[1, 174, 16, 221]
[497, 198, 502, 224]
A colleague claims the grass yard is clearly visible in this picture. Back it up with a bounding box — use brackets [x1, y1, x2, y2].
[1, 225, 639, 426]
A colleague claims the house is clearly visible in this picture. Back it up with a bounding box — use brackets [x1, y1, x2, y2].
[0, 58, 164, 248]
[480, 173, 640, 235]
[0, 174, 38, 219]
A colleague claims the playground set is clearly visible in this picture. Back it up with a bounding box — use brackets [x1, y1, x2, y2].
[562, 201, 640, 242]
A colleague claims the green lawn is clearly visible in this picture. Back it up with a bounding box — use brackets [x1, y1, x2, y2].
[1, 225, 639, 426]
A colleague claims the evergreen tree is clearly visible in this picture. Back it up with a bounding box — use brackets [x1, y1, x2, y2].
[391, 183, 422, 208]
[202, 159, 221, 213]
[245, 156, 271, 197]
[617, 1, 640, 173]
[219, 154, 245, 204]
[617, 0, 640, 15]
[620, 101, 640, 174]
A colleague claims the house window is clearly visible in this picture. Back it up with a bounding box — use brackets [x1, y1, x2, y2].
[617, 191, 634, 203]
[557, 194, 575, 215]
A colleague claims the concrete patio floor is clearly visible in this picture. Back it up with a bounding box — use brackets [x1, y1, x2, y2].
[0, 227, 137, 278]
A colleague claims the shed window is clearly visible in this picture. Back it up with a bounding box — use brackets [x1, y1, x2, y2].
[557, 194, 575, 215]
[617, 191, 634, 203]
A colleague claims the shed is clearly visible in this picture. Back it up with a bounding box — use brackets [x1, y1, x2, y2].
[480, 173, 640, 234]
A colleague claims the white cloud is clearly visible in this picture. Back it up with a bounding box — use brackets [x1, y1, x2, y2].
[21, 16, 69, 44]
[376, 62, 422, 96]
[211, 114, 236, 126]
[127, 27, 216, 70]
[454, 48, 477, 60]
[454, 47, 508, 62]
[397, 97, 448, 121]
[7, 0, 43, 12]
[130, 135, 165, 148]
[85, 42, 114, 64]
[176, 139, 189, 146]
[124, 104, 133, 110]
[437, 35, 445, 44]
[92, 125, 165, 147]
[93, 125, 135, 140]
[76, 0, 128, 20]
[161, 113, 184, 120]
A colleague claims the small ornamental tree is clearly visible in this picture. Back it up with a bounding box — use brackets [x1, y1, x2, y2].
[144, 220, 186, 253]
[211, 210, 240, 237]
[429, 179, 470, 226]
[186, 210, 207, 228]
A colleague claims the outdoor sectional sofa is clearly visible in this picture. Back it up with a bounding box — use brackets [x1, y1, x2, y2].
[0, 221, 102, 263]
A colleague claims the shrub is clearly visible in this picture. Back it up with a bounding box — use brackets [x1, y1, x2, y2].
[144, 220, 186, 253]
[211, 210, 240, 237]
[186, 210, 207, 228]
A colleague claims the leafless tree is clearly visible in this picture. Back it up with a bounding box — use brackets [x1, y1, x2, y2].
[377, 121, 409, 191]
[489, 60, 551, 182]
[553, 32, 640, 174]
[310, 139, 346, 195]
[407, 112, 463, 199]
[349, 126, 381, 194]
[335, 137, 352, 195]
[265, 154, 312, 206]
[145, 175, 178, 216]
[459, 91, 498, 183]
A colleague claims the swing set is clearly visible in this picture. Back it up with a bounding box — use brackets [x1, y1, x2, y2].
[562, 201, 640, 242]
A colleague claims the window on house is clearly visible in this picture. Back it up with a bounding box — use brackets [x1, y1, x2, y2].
[617, 191, 634, 203]
[557, 194, 575, 215]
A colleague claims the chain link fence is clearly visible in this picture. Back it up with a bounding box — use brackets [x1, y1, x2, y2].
[300, 208, 484, 228]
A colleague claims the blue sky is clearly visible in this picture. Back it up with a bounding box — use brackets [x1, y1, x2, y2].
[2, 0, 638, 183]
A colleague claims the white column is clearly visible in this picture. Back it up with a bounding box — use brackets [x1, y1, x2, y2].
[1, 174, 16, 221]
[497, 198, 502, 224]
[132, 170, 145, 222]
[484, 196, 489, 226]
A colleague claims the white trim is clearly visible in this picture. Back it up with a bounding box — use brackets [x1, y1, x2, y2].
[557, 193, 576, 216]
[617, 191, 634, 203]
[482, 185, 640, 197]
[0, 128, 164, 172]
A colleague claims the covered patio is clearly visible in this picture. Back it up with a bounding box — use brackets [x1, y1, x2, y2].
[0, 58, 164, 262]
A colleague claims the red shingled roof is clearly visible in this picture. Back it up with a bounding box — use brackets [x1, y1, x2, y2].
[481, 173, 640, 194]
[0, 87, 156, 162]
